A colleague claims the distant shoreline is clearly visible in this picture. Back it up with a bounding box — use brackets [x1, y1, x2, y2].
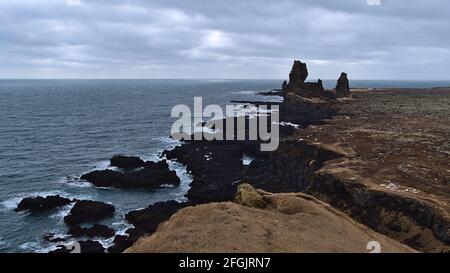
[350, 86, 450, 92]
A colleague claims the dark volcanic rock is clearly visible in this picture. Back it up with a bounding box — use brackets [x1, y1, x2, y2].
[110, 155, 170, 170]
[68, 224, 115, 238]
[125, 201, 188, 233]
[244, 140, 340, 193]
[80, 160, 179, 190]
[107, 235, 136, 253]
[107, 201, 189, 253]
[280, 93, 338, 125]
[64, 200, 115, 225]
[288, 60, 308, 87]
[164, 141, 244, 204]
[110, 155, 145, 169]
[336, 72, 351, 97]
[283, 60, 334, 100]
[142, 160, 170, 170]
[78, 240, 105, 253]
[15, 195, 72, 213]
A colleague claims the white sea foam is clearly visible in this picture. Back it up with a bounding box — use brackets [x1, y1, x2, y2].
[20, 241, 58, 253]
[154, 136, 182, 149]
[265, 96, 284, 102]
[58, 175, 93, 188]
[64, 180, 92, 188]
[91, 160, 120, 171]
[230, 90, 258, 95]
[97, 220, 134, 251]
[0, 190, 62, 212]
[112, 220, 133, 236]
[166, 160, 193, 202]
[273, 121, 300, 129]
[49, 203, 75, 220]
[0, 190, 92, 212]
[242, 154, 255, 166]
[0, 196, 24, 212]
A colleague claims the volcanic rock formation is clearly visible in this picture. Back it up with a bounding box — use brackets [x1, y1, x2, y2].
[81, 157, 180, 190]
[282, 60, 333, 99]
[16, 195, 72, 213]
[64, 200, 115, 225]
[336, 72, 351, 97]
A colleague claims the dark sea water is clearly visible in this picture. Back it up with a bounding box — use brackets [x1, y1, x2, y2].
[0, 79, 449, 253]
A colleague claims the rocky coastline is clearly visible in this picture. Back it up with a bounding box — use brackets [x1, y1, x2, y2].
[14, 60, 450, 253]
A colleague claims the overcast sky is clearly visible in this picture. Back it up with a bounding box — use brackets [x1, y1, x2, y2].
[0, 0, 449, 79]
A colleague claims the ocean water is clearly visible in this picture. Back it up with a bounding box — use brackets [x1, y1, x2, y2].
[0, 79, 449, 253]
[0, 79, 285, 253]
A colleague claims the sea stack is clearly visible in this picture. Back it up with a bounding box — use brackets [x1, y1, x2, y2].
[335, 72, 351, 97]
[283, 60, 329, 99]
[288, 60, 308, 88]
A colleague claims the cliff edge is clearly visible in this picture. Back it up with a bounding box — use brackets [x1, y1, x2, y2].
[126, 184, 414, 253]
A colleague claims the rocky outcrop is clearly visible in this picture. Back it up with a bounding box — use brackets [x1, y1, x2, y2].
[106, 201, 190, 253]
[288, 60, 308, 87]
[164, 141, 244, 204]
[283, 60, 334, 100]
[123, 61, 448, 254]
[107, 234, 138, 253]
[78, 240, 105, 253]
[110, 155, 170, 170]
[336, 72, 351, 97]
[125, 201, 188, 234]
[64, 200, 115, 225]
[68, 224, 115, 238]
[234, 183, 269, 209]
[15, 195, 72, 213]
[126, 184, 415, 253]
[308, 172, 450, 252]
[80, 159, 179, 190]
[110, 155, 146, 169]
[280, 93, 339, 125]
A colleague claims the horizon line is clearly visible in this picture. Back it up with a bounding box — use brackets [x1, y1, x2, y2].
[1, 78, 450, 81]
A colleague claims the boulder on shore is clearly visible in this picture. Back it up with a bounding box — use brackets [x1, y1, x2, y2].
[80, 159, 179, 190]
[15, 195, 72, 213]
[64, 200, 115, 225]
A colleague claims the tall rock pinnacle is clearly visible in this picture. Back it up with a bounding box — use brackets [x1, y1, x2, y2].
[335, 72, 351, 98]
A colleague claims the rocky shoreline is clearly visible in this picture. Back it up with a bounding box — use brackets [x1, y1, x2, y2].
[14, 60, 450, 253]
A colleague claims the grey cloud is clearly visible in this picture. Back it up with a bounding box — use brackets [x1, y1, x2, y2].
[0, 0, 449, 79]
